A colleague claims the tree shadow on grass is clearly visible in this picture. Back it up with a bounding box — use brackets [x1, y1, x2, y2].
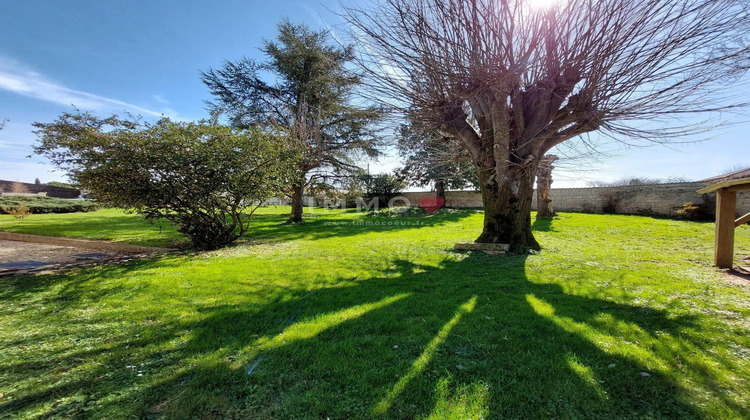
[727, 267, 750, 283]
[0, 255, 188, 312]
[0, 212, 185, 248]
[532, 216, 556, 232]
[242, 209, 478, 244]
[4, 251, 748, 419]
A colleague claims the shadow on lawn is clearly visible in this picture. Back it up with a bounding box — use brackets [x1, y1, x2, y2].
[0, 212, 184, 248]
[4, 249, 747, 419]
[243, 209, 478, 244]
[532, 216, 556, 232]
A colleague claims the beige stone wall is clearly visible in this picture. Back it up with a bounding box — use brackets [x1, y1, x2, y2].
[403, 182, 750, 217]
[400, 191, 483, 208]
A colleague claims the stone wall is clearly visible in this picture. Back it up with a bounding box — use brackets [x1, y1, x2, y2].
[400, 191, 484, 208]
[541, 182, 750, 216]
[402, 182, 750, 217]
[0, 180, 80, 199]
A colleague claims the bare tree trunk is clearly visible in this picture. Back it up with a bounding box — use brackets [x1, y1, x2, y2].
[435, 179, 446, 202]
[475, 167, 540, 252]
[287, 179, 305, 224]
[345, 0, 750, 252]
[536, 155, 558, 218]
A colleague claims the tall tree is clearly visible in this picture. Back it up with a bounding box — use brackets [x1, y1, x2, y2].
[397, 121, 477, 201]
[345, 0, 750, 251]
[202, 20, 382, 223]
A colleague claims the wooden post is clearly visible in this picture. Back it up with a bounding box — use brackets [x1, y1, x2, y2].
[715, 188, 737, 268]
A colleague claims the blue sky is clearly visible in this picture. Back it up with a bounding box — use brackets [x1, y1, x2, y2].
[0, 0, 748, 188]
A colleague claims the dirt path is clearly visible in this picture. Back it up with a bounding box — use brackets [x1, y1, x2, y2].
[0, 240, 138, 276]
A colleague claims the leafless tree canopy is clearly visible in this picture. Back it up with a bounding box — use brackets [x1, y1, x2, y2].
[346, 0, 750, 156]
[344, 0, 750, 248]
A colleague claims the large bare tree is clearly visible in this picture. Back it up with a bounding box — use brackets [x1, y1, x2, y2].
[344, 0, 750, 251]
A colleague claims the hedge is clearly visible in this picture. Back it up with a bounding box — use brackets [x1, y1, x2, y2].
[0, 196, 100, 214]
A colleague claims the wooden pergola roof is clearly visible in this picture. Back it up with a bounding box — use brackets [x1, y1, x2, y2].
[697, 177, 750, 268]
[698, 177, 750, 194]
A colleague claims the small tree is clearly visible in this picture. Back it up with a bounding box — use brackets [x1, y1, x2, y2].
[397, 121, 478, 201]
[341, 174, 367, 207]
[365, 173, 407, 208]
[33, 113, 299, 250]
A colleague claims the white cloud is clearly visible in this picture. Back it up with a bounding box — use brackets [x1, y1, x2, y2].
[152, 93, 170, 104]
[0, 57, 174, 118]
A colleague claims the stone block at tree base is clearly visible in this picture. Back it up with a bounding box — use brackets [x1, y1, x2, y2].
[454, 242, 510, 252]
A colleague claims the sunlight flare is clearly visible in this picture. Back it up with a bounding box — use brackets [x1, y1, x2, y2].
[526, 0, 559, 9]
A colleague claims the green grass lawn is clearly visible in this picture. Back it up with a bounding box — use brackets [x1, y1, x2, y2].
[1, 208, 749, 419]
[0, 208, 185, 248]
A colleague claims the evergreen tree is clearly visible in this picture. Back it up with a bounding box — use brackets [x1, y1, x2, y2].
[202, 20, 382, 223]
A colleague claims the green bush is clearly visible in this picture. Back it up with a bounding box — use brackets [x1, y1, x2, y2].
[33, 114, 299, 250]
[369, 206, 465, 218]
[0, 196, 100, 215]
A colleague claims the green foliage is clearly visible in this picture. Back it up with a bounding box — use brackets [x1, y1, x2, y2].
[0, 195, 99, 214]
[32, 113, 299, 250]
[0, 210, 748, 418]
[369, 205, 465, 218]
[202, 20, 383, 221]
[364, 173, 407, 207]
[397, 121, 478, 191]
[45, 181, 76, 189]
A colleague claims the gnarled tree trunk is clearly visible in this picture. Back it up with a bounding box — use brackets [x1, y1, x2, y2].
[475, 165, 540, 252]
[536, 155, 558, 218]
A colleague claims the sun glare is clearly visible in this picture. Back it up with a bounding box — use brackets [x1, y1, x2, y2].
[527, 0, 559, 9]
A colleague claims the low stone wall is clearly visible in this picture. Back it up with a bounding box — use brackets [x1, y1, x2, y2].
[400, 191, 483, 208]
[403, 182, 750, 217]
[542, 182, 750, 217]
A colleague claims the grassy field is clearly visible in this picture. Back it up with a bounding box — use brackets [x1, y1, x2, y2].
[0, 206, 311, 248]
[1, 208, 749, 419]
[0, 208, 185, 248]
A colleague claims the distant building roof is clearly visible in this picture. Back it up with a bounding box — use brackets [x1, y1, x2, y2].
[700, 167, 750, 184]
[0, 180, 80, 199]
